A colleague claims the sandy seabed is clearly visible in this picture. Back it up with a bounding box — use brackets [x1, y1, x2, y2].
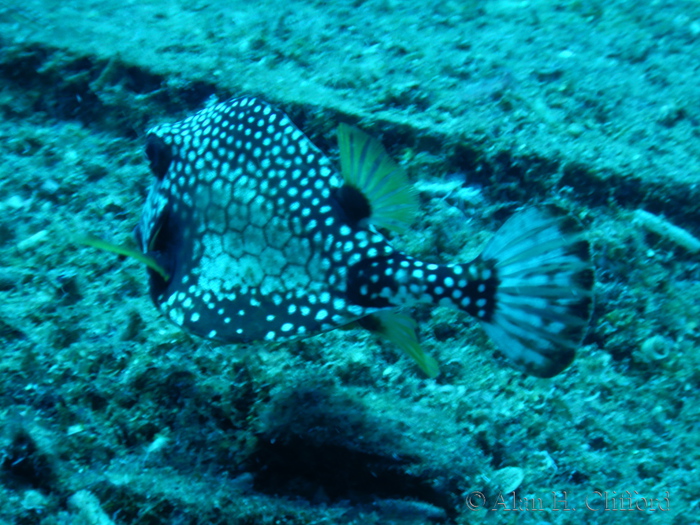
[0, 1, 698, 524]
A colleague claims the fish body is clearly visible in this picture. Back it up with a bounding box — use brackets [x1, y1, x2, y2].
[134, 96, 593, 378]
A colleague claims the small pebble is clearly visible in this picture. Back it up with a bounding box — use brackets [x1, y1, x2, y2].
[493, 466, 525, 494]
[0, 267, 21, 290]
[68, 490, 116, 525]
[17, 230, 49, 252]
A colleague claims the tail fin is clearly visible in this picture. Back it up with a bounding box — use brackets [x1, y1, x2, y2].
[477, 206, 594, 378]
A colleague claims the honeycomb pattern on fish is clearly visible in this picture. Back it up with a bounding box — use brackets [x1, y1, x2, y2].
[138, 97, 392, 343]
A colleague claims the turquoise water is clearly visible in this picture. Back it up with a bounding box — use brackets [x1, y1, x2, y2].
[0, 1, 698, 523]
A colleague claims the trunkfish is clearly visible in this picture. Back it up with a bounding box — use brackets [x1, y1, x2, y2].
[86, 96, 594, 378]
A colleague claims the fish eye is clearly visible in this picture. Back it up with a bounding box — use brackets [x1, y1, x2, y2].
[146, 134, 172, 179]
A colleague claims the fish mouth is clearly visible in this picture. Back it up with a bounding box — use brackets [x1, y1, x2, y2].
[146, 204, 179, 304]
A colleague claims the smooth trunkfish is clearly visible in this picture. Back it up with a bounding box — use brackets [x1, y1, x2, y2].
[86, 96, 593, 378]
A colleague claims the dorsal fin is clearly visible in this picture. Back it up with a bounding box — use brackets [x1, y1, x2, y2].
[365, 311, 439, 378]
[337, 123, 418, 233]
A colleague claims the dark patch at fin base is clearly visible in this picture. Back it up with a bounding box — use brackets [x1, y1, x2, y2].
[333, 183, 372, 227]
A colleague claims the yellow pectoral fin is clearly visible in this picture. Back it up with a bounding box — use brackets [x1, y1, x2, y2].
[370, 310, 439, 378]
[79, 235, 170, 281]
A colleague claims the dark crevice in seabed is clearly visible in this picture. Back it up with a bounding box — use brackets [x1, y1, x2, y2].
[0, 38, 697, 236]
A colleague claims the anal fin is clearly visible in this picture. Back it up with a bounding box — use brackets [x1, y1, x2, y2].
[362, 311, 439, 378]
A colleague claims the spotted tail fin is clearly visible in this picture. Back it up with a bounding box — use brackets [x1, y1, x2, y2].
[477, 206, 594, 378]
